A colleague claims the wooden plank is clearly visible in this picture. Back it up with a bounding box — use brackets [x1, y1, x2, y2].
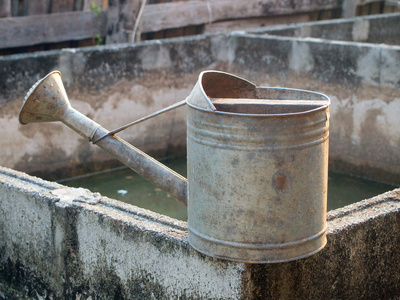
[13, 0, 27, 16]
[183, 25, 201, 36]
[358, 3, 371, 15]
[369, 2, 382, 14]
[105, 0, 141, 44]
[342, 0, 358, 17]
[74, 0, 85, 10]
[354, 0, 384, 15]
[308, 11, 320, 21]
[131, 0, 148, 42]
[0, 10, 107, 48]
[118, 0, 142, 42]
[26, 0, 49, 15]
[165, 27, 184, 38]
[319, 9, 334, 20]
[10, 0, 18, 16]
[356, 0, 381, 5]
[105, 0, 120, 43]
[383, 3, 394, 13]
[83, 0, 102, 10]
[150, 30, 166, 39]
[204, 14, 310, 34]
[141, 0, 341, 33]
[384, 1, 400, 12]
[0, 0, 11, 17]
[51, 0, 75, 13]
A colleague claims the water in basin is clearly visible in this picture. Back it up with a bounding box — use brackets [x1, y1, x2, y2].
[59, 156, 397, 221]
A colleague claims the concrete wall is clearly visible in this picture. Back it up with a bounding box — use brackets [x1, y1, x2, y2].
[1, 167, 400, 299]
[0, 167, 243, 299]
[229, 37, 400, 184]
[261, 12, 400, 45]
[1, 14, 400, 184]
[241, 13, 400, 184]
[0, 35, 226, 180]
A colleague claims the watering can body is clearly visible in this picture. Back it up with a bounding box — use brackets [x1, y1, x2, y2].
[19, 70, 330, 263]
[186, 71, 330, 262]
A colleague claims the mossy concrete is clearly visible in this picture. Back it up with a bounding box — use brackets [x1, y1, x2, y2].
[1, 167, 400, 299]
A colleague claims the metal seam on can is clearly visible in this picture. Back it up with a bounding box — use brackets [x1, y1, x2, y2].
[188, 225, 327, 250]
[187, 130, 329, 151]
[188, 116, 328, 131]
[187, 122, 329, 142]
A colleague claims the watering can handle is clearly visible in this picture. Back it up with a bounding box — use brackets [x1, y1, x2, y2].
[92, 99, 187, 144]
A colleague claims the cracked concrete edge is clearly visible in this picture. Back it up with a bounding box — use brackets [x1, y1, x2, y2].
[0, 166, 244, 299]
[1, 166, 400, 298]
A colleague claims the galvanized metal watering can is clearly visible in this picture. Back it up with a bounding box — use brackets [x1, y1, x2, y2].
[19, 70, 330, 263]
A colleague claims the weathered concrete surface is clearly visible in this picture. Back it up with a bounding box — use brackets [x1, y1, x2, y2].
[231, 14, 400, 184]
[1, 167, 400, 299]
[1, 13, 400, 184]
[0, 167, 243, 299]
[229, 33, 400, 183]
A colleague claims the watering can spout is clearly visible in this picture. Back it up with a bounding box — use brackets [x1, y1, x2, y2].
[19, 71, 188, 206]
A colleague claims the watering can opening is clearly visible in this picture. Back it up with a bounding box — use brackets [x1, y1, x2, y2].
[19, 71, 70, 125]
[187, 70, 330, 116]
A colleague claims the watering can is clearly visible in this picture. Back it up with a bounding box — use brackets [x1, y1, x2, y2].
[19, 70, 330, 263]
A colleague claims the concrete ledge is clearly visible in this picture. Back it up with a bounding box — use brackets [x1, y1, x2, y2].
[0, 167, 243, 299]
[1, 167, 400, 299]
[252, 13, 400, 45]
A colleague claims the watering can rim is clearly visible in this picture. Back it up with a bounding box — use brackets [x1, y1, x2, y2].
[188, 70, 330, 117]
[187, 70, 256, 111]
[194, 70, 257, 111]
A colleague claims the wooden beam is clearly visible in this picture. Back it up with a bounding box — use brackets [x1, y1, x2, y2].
[51, 0, 75, 13]
[342, 0, 378, 17]
[2, 0, 382, 50]
[131, 0, 147, 42]
[204, 14, 311, 34]
[25, 0, 49, 15]
[83, 0, 102, 11]
[342, 0, 358, 18]
[105, 0, 141, 44]
[0, 10, 107, 49]
[141, 0, 342, 33]
[0, 0, 11, 17]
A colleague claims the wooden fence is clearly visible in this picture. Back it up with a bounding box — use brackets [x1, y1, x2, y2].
[0, 0, 399, 52]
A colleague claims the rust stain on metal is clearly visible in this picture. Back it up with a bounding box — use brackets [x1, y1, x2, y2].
[273, 171, 287, 193]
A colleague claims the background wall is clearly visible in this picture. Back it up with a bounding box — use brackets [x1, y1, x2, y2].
[1, 14, 400, 183]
